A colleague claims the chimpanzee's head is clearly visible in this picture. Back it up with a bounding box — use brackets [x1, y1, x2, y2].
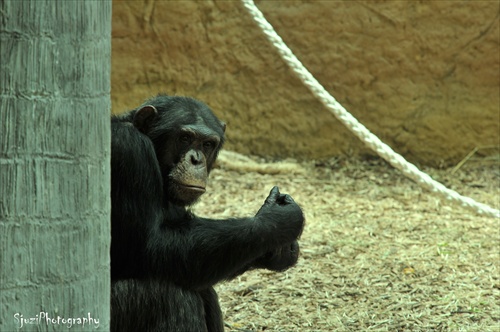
[131, 94, 226, 206]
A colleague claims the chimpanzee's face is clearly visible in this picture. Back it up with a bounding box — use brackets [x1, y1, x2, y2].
[160, 121, 223, 205]
[132, 96, 225, 206]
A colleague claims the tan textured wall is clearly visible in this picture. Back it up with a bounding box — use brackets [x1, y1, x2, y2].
[111, 0, 499, 167]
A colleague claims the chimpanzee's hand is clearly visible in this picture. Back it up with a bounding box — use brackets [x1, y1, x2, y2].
[255, 186, 304, 243]
[254, 240, 300, 272]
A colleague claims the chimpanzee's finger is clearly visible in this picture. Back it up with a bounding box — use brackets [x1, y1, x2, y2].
[276, 193, 295, 205]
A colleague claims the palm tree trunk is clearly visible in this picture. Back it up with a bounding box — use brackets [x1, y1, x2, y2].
[0, 1, 112, 330]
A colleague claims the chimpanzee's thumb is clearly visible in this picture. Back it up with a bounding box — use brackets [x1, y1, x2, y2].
[264, 186, 280, 204]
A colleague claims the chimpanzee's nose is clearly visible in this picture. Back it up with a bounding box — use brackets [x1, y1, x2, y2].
[189, 150, 203, 166]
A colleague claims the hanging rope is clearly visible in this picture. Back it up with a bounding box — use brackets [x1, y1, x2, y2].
[241, 0, 499, 218]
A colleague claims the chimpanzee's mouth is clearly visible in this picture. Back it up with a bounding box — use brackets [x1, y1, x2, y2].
[177, 183, 206, 193]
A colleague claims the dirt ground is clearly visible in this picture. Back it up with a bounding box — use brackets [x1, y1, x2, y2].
[193, 155, 500, 332]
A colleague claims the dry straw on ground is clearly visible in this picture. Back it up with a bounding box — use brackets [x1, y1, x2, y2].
[193, 155, 500, 332]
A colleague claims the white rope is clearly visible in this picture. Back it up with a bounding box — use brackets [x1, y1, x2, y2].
[241, 0, 500, 218]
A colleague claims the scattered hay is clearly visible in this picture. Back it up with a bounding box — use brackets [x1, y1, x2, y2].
[193, 157, 500, 332]
[216, 150, 306, 175]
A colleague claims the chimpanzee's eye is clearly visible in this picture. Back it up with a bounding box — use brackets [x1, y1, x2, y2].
[203, 141, 215, 149]
[179, 134, 191, 144]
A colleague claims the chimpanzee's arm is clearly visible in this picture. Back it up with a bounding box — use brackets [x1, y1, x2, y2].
[111, 118, 165, 279]
[144, 188, 304, 290]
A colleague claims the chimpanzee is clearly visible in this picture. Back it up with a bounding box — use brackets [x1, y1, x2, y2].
[110, 94, 305, 332]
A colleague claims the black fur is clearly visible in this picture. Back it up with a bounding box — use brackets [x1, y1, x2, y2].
[110, 94, 304, 331]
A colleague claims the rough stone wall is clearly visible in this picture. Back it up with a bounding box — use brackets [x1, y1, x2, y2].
[111, 0, 499, 167]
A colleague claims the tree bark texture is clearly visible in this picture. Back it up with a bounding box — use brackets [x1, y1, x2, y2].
[0, 1, 111, 330]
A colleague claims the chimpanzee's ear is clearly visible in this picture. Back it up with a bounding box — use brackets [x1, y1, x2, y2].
[133, 105, 158, 133]
[220, 121, 226, 133]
